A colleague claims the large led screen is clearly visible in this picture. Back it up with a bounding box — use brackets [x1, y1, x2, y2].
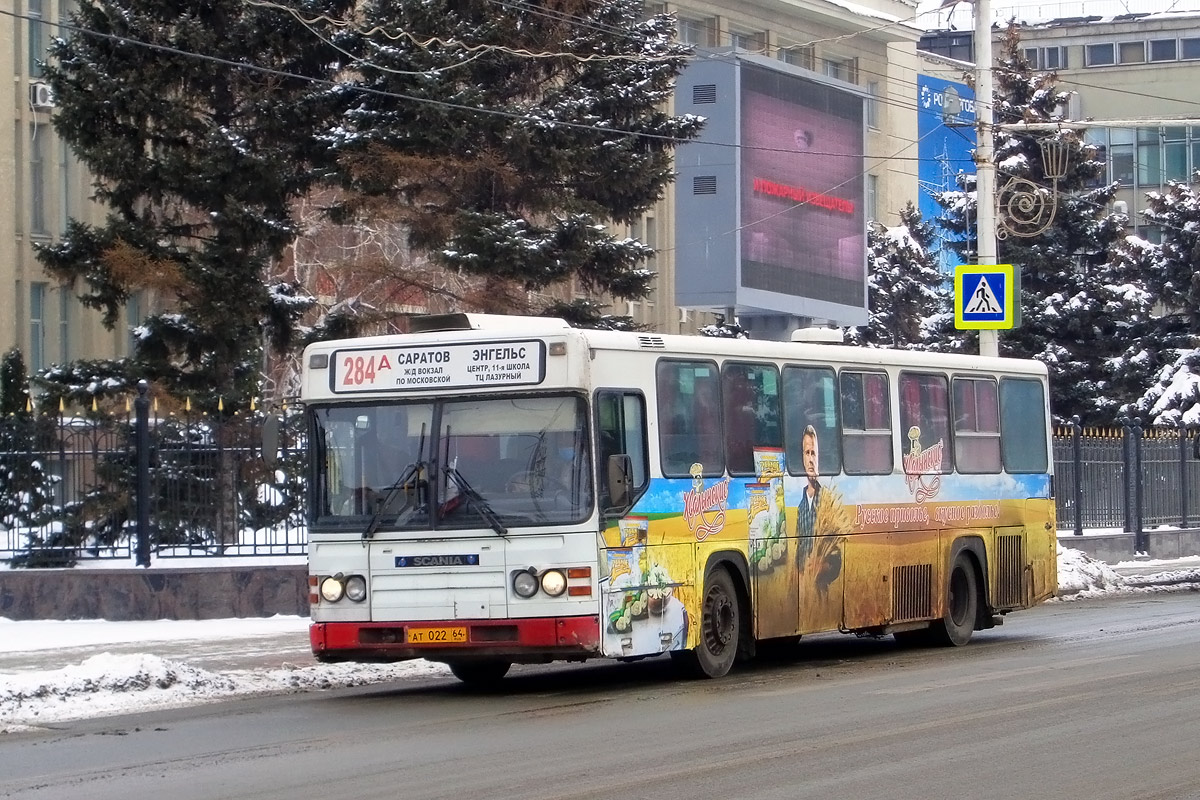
[739, 64, 865, 307]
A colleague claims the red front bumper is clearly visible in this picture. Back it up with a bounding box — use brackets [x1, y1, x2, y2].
[310, 615, 602, 663]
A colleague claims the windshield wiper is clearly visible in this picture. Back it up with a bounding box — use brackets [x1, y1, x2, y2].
[363, 422, 427, 542]
[443, 465, 508, 538]
[362, 460, 426, 541]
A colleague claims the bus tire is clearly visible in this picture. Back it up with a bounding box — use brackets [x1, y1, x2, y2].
[447, 659, 511, 686]
[930, 553, 979, 647]
[678, 567, 740, 679]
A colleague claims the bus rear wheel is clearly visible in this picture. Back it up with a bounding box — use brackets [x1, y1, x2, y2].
[677, 567, 740, 679]
[447, 659, 511, 686]
[930, 554, 979, 647]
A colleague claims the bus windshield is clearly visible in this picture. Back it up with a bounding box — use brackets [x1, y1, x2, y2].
[311, 395, 592, 530]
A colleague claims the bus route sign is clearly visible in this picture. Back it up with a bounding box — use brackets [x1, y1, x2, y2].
[954, 264, 1019, 330]
[330, 340, 546, 393]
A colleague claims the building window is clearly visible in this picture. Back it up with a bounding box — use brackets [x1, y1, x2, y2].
[1085, 43, 1115, 66]
[1165, 127, 1187, 181]
[1118, 41, 1146, 64]
[678, 18, 706, 46]
[676, 17, 710, 46]
[58, 288, 71, 364]
[1136, 225, 1163, 245]
[1025, 46, 1066, 70]
[823, 56, 857, 83]
[1137, 127, 1161, 186]
[1150, 39, 1177, 62]
[30, 282, 47, 372]
[730, 31, 762, 52]
[30, 123, 46, 234]
[1191, 126, 1200, 176]
[126, 291, 142, 355]
[1109, 128, 1134, 185]
[1182, 38, 1200, 60]
[59, 139, 71, 231]
[866, 81, 880, 129]
[866, 174, 878, 223]
[27, 0, 44, 77]
[1083, 128, 1107, 189]
[780, 45, 814, 70]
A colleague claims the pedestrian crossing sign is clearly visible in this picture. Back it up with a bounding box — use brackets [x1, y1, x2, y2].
[954, 264, 1019, 330]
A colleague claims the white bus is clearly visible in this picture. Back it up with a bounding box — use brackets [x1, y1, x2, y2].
[300, 313, 1056, 684]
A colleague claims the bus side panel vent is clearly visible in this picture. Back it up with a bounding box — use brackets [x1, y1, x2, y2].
[637, 335, 666, 349]
[996, 534, 1025, 607]
[892, 563, 933, 622]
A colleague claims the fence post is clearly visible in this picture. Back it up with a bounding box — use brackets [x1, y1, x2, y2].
[135, 380, 151, 568]
[1134, 417, 1146, 555]
[1120, 416, 1133, 536]
[1071, 415, 1083, 536]
[1181, 421, 1189, 530]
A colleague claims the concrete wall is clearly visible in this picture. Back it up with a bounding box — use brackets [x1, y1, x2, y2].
[5, 530, 1197, 621]
[1057, 529, 1200, 564]
[0, 564, 308, 621]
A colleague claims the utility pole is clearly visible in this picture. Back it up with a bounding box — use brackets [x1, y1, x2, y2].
[974, 0, 999, 358]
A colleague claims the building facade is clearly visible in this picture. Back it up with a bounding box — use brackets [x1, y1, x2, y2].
[1015, 12, 1200, 242]
[2, 1, 133, 379]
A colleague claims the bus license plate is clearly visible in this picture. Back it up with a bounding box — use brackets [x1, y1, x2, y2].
[407, 627, 468, 644]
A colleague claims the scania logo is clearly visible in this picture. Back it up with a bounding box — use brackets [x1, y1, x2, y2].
[395, 554, 479, 567]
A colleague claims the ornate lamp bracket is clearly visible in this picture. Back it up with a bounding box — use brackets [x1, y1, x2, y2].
[995, 138, 1071, 240]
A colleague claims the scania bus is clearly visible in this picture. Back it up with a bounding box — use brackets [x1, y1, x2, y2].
[301, 313, 1056, 683]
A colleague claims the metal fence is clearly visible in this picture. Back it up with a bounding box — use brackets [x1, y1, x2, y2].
[0, 397, 306, 566]
[3, 404, 1195, 566]
[1053, 418, 1200, 550]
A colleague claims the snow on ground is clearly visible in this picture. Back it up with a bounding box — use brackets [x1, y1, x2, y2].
[3, 546, 1200, 733]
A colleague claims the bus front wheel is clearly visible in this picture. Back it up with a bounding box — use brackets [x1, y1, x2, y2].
[677, 567, 740, 679]
[447, 659, 511, 686]
[930, 554, 979, 647]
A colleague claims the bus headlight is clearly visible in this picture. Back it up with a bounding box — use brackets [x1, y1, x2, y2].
[320, 576, 345, 603]
[540, 569, 567, 597]
[345, 574, 367, 602]
[512, 569, 539, 598]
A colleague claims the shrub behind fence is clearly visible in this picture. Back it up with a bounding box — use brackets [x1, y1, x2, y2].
[0, 406, 305, 566]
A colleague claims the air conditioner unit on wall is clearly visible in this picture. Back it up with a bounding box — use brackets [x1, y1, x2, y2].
[30, 81, 54, 110]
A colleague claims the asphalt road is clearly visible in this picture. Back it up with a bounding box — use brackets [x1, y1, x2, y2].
[3, 592, 1200, 800]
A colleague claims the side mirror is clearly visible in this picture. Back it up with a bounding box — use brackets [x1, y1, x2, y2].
[606, 453, 633, 510]
[262, 415, 281, 469]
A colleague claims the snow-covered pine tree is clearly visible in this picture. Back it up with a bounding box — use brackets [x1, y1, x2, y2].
[847, 203, 952, 349]
[326, 0, 701, 318]
[0, 349, 62, 564]
[1115, 178, 1200, 425]
[934, 24, 1139, 424]
[37, 0, 355, 411]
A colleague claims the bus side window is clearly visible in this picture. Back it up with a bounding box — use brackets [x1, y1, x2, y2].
[840, 370, 893, 475]
[783, 365, 841, 476]
[1000, 378, 1049, 472]
[722, 362, 781, 476]
[899, 372, 952, 474]
[656, 360, 723, 477]
[596, 390, 648, 513]
[953, 377, 1001, 473]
